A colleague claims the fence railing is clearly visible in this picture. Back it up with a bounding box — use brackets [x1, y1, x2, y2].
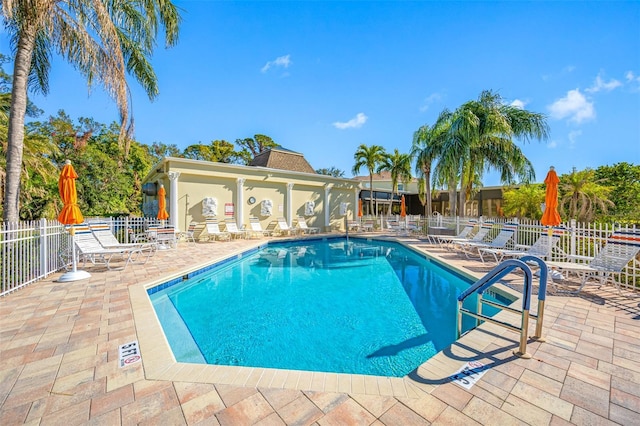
[2, 216, 639, 296]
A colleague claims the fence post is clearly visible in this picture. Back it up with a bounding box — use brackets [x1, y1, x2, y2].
[570, 219, 577, 259]
[40, 218, 47, 277]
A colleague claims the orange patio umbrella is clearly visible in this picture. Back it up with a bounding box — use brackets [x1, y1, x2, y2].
[57, 160, 90, 282]
[358, 198, 363, 217]
[541, 166, 561, 227]
[58, 160, 84, 225]
[157, 184, 169, 222]
[400, 195, 406, 218]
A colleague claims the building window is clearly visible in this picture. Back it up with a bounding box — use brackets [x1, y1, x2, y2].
[397, 183, 404, 192]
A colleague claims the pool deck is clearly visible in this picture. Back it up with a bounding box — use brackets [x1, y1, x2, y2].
[1, 233, 639, 425]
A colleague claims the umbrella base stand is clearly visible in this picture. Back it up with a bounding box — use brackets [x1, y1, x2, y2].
[58, 270, 92, 282]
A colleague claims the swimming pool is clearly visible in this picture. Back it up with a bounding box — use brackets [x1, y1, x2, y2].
[148, 237, 513, 377]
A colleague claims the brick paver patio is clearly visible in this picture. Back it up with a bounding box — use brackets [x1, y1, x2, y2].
[1, 233, 639, 425]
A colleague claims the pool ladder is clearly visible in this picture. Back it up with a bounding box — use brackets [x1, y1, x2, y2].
[456, 256, 549, 359]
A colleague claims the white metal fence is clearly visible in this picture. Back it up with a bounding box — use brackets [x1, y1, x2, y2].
[2, 216, 639, 296]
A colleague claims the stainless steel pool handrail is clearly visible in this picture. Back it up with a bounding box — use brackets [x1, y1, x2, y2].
[456, 257, 548, 359]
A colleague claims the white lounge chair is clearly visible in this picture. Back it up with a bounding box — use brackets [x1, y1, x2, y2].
[178, 222, 199, 243]
[72, 224, 152, 270]
[455, 222, 518, 258]
[276, 217, 301, 236]
[204, 218, 231, 241]
[546, 229, 640, 293]
[478, 228, 565, 264]
[88, 221, 155, 252]
[433, 219, 478, 248]
[224, 219, 247, 239]
[296, 216, 319, 234]
[439, 220, 493, 250]
[247, 217, 272, 238]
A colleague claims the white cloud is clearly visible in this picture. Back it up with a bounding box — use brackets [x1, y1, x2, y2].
[547, 140, 557, 149]
[510, 99, 526, 109]
[548, 89, 595, 123]
[333, 113, 368, 130]
[586, 74, 622, 93]
[625, 71, 636, 82]
[542, 65, 575, 81]
[419, 93, 442, 112]
[261, 54, 292, 73]
[568, 130, 582, 147]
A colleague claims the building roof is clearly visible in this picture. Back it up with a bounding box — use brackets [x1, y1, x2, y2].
[353, 171, 418, 182]
[249, 147, 316, 174]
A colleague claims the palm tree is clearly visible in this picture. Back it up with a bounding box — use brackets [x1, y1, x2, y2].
[411, 109, 451, 218]
[352, 144, 386, 216]
[377, 149, 412, 215]
[441, 90, 549, 217]
[560, 167, 614, 222]
[1, 0, 182, 222]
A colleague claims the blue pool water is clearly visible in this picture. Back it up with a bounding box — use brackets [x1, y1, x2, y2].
[149, 237, 512, 377]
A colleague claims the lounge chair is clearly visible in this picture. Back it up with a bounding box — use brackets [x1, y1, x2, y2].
[88, 221, 155, 252]
[362, 219, 375, 232]
[455, 222, 518, 258]
[224, 219, 247, 239]
[347, 220, 361, 232]
[438, 220, 493, 250]
[546, 229, 640, 293]
[204, 218, 231, 241]
[246, 217, 271, 238]
[478, 228, 565, 264]
[296, 216, 319, 234]
[276, 217, 301, 236]
[433, 219, 478, 248]
[178, 222, 199, 243]
[72, 224, 152, 270]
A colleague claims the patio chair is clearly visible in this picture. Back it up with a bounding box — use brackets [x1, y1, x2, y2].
[72, 224, 152, 270]
[455, 222, 518, 258]
[433, 219, 478, 248]
[438, 220, 493, 250]
[224, 219, 247, 239]
[296, 216, 320, 234]
[247, 217, 272, 238]
[478, 227, 565, 264]
[546, 229, 640, 293]
[178, 222, 199, 243]
[276, 217, 301, 236]
[156, 226, 178, 249]
[204, 218, 231, 241]
[362, 219, 375, 232]
[88, 221, 156, 252]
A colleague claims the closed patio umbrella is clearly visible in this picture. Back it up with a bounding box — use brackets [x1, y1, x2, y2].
[57, 160, 91, 282]
[358, 198, 363, 218]
[400, 195, 406, 218]
[157, 184, 169, 223]
[541, 166, 561, 227]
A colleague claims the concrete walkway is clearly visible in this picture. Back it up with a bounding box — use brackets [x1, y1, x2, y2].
[1, 234, 639, 425]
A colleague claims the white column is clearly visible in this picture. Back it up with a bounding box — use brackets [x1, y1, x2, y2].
[286, 182, 294, 227]
[168, 171, 180, 230]
[324, 184, 333, 231]
[236, 178, 245, 228]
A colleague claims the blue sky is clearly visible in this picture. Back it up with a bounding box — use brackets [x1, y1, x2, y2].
[4, 1, 640, 185]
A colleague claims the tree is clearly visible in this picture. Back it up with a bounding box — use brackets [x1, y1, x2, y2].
[501, 184, 545, 219]
[411, 110, 451, 218]
[437, 90, 549, 217]
[594, 162, 640, 223]
[2, 0, 182, 222]
[316, 167, 345, 178]
[234, 134, 278, 164]
[352, 144, 386, 216]
[147, 142, 183, 164]
[183, 140, 238, 163]
[377, 149, 412, 215]
[559, 167, 614, 222]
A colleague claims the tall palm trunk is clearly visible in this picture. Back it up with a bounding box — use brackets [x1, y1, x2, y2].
[424, 166, 432, 219]
[448, 176, 457, 217]
[369, 173, 374, 216]
[3, 26, 36, 222]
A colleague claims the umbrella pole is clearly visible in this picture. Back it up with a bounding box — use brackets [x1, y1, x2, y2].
[58, 227, 91, 282]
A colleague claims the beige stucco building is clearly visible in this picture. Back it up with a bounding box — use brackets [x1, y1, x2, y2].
[141, 151, 360, 232]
